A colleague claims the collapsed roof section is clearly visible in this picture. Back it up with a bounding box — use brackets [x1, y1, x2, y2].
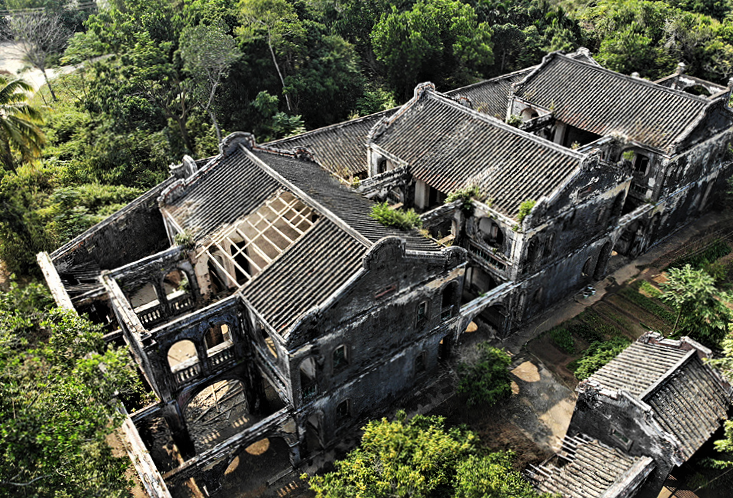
[513, 52, 733, 153]
[581, 332, 731, 461]
[527, 434, 655, 498]
[368, 84, 586, 220]
[157, 133, 441, 334]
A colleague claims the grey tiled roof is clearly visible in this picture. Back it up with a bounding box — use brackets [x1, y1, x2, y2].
[243, 219, 364, 333]
[529, 435, 654, 498]
[161, 144, 440, 332]
[587, 342, 687, 397]
[371, 90, 583, 219]
[586, 339, 730, 460]
[446, 68, 532, 119]
[165, 149, 281, 239]
[253, 150, 439, 253]
[514, 53, 710, 151]
[265, 110, 392, 178]
[644, 354, 729, 459]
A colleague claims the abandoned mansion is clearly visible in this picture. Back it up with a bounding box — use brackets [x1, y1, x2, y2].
[37, 49, 733, 496]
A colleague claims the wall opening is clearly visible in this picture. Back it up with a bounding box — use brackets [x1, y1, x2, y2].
[168, 339, 200, 386]
[333, 344, 348, 372]
[478, 217, 504, 249]
[581, 257, 593, 278]
[184, 379, 252, 453]
[594, 243, 612, 280]
[441, 282, 458, 321]
[163, 269, 193, 314]
[300, 357, 317, 402]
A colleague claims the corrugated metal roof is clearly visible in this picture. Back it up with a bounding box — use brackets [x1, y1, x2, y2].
[514, 53, 710, 151]
[372, 91, 583, 219]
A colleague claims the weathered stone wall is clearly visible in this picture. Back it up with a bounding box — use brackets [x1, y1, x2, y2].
[51, 178, 174, 275]
[568, 390, 679, 498]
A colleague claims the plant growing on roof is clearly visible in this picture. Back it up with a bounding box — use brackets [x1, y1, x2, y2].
[517, 199, 536, 225]
[174, 230, 196, 250]
[506, 114, 522, 127]
[446, 184, 480, 214]
[370, 202, 422, 230]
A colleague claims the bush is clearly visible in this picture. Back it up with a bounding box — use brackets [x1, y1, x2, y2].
[574, 336, 631, 380]
[446, 185, 480, 214]
[517, 199, 536, 224]
[550, 327, 575, 354]
[370, 202, 422, 230]
[457, 344, 512, 406]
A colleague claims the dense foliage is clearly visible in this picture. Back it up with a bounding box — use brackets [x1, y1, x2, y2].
[457, 343, 512, 406]
[0, 281, 144, 497]
[304, 412, 549, 498]
[661, 264, 732, 347]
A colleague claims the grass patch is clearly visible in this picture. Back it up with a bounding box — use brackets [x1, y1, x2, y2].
[457, 344, 512, 407]
[571, 336, 632, 380]
[639, 280, 662, 298]
[619, 281, 675, 324]
[667, 239, 731, 271]
[549, 327, 575, 354]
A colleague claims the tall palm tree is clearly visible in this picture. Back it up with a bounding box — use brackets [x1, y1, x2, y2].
[0, 76, 45, 173]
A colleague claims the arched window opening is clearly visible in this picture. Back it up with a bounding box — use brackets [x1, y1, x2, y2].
[333, 345, 349, 372]
[163, 269, 193, 313]
[333, 344, 349, 372]
[594, 243, 613, 280]
[414, 352, 426, 374]
[534, 287, 544, 304]
[130, 282, 159, 311]
[582, 257, 593, 278]
[204, 323, 235, 368]
[520, 107, 539, 121]
[634, 154, 650, 175]
[336, 399, 351, 424]
[441, 283, 458, 321]
[543, 233, 555, 259]
[168, 340, 200, 386]
[526, 238, 540, 265]
[300, 357, 317, 402]
[612, 192, 625, 216]
[478, 217, 504, 249]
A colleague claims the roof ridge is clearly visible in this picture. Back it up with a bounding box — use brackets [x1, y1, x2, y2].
[428, 89, 586, 160]
[640, 349, 696, 401]
[242, 145, 373, 249]
[446, 66, 536, 95]
[265, 108, 395, 145]
[522, 52, 709, 104]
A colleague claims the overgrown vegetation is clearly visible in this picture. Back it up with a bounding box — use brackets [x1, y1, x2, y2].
[370, 202, 422, 230]
[446, 184, 480, 214]
[667, 239, 731, 271]
[619, 281, 676, 325]
[550, 327, 575, 354]
[0, 280, 146, 496]
[570, 336, 632, 380]
[304, 411, 551, 498]
[517, 199, 536, 225]
[457, 343, 512, 407]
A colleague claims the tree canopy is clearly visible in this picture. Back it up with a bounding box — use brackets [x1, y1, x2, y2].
[304, 412, 550, 498]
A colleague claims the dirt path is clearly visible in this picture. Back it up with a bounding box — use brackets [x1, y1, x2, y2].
[0, 40, 78, 90]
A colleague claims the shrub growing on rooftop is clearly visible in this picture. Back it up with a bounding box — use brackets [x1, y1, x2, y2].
[370, 202, 422, 230]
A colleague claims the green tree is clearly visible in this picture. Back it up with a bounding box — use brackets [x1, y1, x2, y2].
[306, 412, 477, 498]
[371, 0, 493, 99]
[180, 22, 241, 142]
[661, 264, 732, 347]
[238, 0, 306, 112]
[457, 343, 512, 407]
[0, 281, 144, 497]
[0, 77, 45, 174]
[304, 411, 549, 498]
[455, 452, 550, 498]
